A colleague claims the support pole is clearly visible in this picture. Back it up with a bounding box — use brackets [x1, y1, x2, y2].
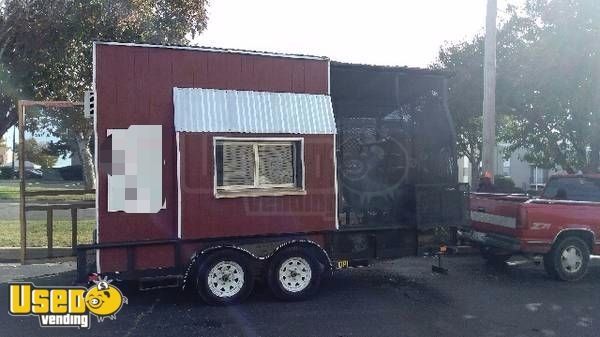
[47, 208, 53, 258]
[71, 208, 78, 255]
[482, 0, 498, 181]
[18, 101, 27, 264]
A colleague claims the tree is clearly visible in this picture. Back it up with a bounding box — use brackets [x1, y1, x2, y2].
[15, 138, 58, 169]
[499, 0, 600, 173]
[0, 0, 209, 187]
[434, 37, 486, 182]
[435, 0, 600, 178]
[28, 105, 96, 186]
[433, 15, 527, 182]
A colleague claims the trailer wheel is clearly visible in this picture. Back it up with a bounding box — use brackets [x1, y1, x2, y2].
[545, 236, 590, 281]
[480, 246, 511, 265]
[267, 247, 322, 301]
[196, 250, 255, 305]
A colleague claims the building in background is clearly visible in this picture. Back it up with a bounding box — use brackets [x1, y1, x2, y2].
[458, 144, 561, 191]
[495, 146, 556, 191]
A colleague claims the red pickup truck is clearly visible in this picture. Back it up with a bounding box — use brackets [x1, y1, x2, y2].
[460, 174, 600, 281]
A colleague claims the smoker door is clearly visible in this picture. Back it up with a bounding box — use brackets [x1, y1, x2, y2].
[331, 63, 463, 229]
[415, 183, 470, 230]
[336, 116, 417, 227]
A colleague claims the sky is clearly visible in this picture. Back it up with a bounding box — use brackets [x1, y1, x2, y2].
[194, 0, 517, 68]
[3, 0, 519, 167]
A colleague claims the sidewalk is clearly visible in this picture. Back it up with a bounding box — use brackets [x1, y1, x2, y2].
[0, 247, 76, 263]
[0, 259, 76, 283]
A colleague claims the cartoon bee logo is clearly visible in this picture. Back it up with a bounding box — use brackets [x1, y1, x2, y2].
[85, 278, 128, 321]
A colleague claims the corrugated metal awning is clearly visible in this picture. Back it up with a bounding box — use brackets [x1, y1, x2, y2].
[173, 88, 336, 134]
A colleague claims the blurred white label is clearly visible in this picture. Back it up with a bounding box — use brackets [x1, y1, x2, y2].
[107, 125, 163, 213]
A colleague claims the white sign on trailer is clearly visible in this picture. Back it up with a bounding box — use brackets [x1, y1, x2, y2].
[107, 125, 164, 213]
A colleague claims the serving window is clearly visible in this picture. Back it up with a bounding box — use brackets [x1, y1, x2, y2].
[214, 138, 305, 198]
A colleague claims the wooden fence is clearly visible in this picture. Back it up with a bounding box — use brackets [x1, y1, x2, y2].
[21, 189, 95, 263]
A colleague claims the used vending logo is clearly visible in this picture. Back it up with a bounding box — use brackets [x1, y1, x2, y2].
[8, 278, 128, 328]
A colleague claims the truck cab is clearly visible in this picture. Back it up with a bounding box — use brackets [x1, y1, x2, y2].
[462, 174, 600, 281]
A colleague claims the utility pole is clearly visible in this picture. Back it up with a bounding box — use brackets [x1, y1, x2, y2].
[482, 0, 497, 181]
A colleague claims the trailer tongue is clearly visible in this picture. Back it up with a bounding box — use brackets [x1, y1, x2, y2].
[77, 42, 468, 304]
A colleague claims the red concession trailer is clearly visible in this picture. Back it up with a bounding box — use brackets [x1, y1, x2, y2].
[78, 42, 468, 304]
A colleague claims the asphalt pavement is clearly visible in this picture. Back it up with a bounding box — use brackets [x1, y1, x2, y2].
[1, 255, 599, 337]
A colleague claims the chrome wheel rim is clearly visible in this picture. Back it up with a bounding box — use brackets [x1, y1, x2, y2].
[208, 261, 244, 298]
[278, 257, 312, 293]
[560, 246, 583, 273]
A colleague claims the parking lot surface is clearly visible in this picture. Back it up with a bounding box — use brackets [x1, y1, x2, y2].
[1, 255, 599, 337]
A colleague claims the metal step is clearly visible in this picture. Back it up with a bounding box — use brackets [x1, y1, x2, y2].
[448, 245, 479, 255]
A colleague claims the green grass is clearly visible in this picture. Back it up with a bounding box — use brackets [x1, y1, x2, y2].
[0, 219, 95, 247]
[0, 180, 93, 202]
[0, 184, 19, 200]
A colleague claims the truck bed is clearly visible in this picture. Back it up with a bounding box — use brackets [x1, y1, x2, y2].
[470, 193, 529, 237]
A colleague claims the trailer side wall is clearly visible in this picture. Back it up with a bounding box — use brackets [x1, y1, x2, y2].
[179, 132, 336, 239]
[95, 44, 329, 272]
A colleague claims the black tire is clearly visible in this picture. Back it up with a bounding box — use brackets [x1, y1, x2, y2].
[545, 236, 590, 281]
[267, 247, 322, 301]
[543, 253, 558, 278]
[480, 246, 512, 265]
[196, 250, 255, 305]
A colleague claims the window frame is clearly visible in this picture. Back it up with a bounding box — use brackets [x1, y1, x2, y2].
[213, 137, 306, 198]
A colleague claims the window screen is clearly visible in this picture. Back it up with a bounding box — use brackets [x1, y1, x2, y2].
[221, 143, 255, 187]
[258, 144, 295, 186]
[215, 139, 302, 192]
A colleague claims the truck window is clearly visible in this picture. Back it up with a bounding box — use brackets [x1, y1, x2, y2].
[542, 177, 600, 202]
[215, 139, 303, 196]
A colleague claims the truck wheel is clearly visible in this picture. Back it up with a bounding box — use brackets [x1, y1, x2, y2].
[267, 247, 322, 301]
[543, 254, 558, 278]
[480, 246, 511, 265]
[546, 236, 590, 281]
[196, 250, 255, 305]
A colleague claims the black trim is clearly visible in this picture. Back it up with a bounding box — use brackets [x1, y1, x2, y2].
[331, 61, 450, 77]
[76, 226, 420, 283]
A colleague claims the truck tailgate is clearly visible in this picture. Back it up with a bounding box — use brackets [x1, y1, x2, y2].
[470, 194, 529, 236]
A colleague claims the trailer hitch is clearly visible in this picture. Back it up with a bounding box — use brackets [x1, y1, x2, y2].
[431, 244, 448, 275]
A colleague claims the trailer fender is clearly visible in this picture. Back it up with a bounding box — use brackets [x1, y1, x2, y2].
[268, 240, 333, 277]
[181, 245, 259, 291]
